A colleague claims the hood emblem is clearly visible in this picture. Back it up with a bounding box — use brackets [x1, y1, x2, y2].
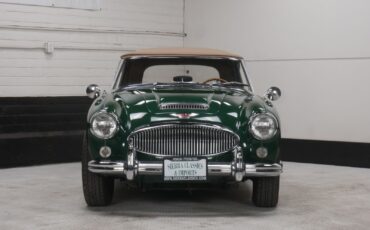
[172, 113, 197, 119]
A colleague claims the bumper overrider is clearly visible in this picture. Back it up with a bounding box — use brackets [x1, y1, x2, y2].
[88, 146, 282, 181]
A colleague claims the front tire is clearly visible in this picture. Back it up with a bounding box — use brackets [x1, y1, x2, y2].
[252, 176, 280, 207]
[82, 135, 114, 206]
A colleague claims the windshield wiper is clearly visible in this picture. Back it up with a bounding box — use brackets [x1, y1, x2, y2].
[154, 82, 211, 89]
[212, 82, 249, 87]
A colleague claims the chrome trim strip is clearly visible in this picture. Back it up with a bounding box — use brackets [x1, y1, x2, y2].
[112, 59, 124, 90]
[138, 163, 162, 175]
[245, 163, 283, 177]
[208, 164, 232, 175]
[88, 161, 124, 175]
[241, 59, 254, 92]
[88, 160, 282, 177]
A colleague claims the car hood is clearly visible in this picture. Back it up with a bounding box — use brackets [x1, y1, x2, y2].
[105, 86, 269, 133]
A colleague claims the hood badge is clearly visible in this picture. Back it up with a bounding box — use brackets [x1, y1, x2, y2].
[171, 113, 197, 119]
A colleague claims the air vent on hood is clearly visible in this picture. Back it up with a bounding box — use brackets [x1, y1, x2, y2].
[159, 103, 209, 110]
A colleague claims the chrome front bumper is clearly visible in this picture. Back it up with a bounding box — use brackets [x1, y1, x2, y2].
[88, 160, 283, 180]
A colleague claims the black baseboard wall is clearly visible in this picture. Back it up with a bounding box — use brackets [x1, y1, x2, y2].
[0, 97, 90, 168]
[0, 131, 83, 168]
[281, 139, 370, 168]
[1, 97, 369, 168]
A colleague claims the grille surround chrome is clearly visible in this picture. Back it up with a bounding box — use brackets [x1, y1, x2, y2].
[128, 123, 239, 158]
[159, 103, 209, 110]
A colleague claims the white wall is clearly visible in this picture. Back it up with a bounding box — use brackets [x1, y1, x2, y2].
[185, 0, 370, 143]
[0, 0, 184, 96]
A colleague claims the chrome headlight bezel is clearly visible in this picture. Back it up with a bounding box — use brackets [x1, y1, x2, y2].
[249, 113, 278, 140]
[89, 111, 119, 139]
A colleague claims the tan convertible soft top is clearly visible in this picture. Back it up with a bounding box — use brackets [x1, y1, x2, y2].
[121, 47, 242, 59]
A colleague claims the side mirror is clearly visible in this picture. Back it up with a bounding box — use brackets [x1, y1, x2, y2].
[86, 84, 101, 99]
[265, 86, 281, 101]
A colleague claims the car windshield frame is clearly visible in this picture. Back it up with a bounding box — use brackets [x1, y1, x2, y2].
[112, 56, 253, 92]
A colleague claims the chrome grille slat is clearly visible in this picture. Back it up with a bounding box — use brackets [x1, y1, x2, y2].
[159, 103, 209, 110]
[129, 124, 239, 157]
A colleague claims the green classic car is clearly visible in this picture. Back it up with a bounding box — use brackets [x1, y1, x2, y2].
[82, 48, 282, 207]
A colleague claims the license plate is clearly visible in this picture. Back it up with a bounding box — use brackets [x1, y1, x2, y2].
[163, 158, 207, 181]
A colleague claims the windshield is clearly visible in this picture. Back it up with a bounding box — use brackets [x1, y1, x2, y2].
[114, 57, 252, 91]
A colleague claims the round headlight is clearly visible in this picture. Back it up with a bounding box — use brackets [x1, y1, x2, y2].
[90, 112, 118, 139]
[250, 113, 278, 140]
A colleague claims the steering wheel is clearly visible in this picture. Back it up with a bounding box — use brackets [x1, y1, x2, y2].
[203, 78, 228, 84]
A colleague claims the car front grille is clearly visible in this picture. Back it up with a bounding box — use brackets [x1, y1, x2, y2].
[129, 124, 239, 157]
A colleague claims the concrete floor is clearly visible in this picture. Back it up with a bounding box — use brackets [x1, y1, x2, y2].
[1, 162, 370, 230]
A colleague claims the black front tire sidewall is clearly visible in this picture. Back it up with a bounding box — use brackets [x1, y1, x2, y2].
[252, 176, 280, 207]
[82, 135, 114, 206]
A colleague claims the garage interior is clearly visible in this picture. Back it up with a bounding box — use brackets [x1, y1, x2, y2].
[0, 0, 369, 229]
